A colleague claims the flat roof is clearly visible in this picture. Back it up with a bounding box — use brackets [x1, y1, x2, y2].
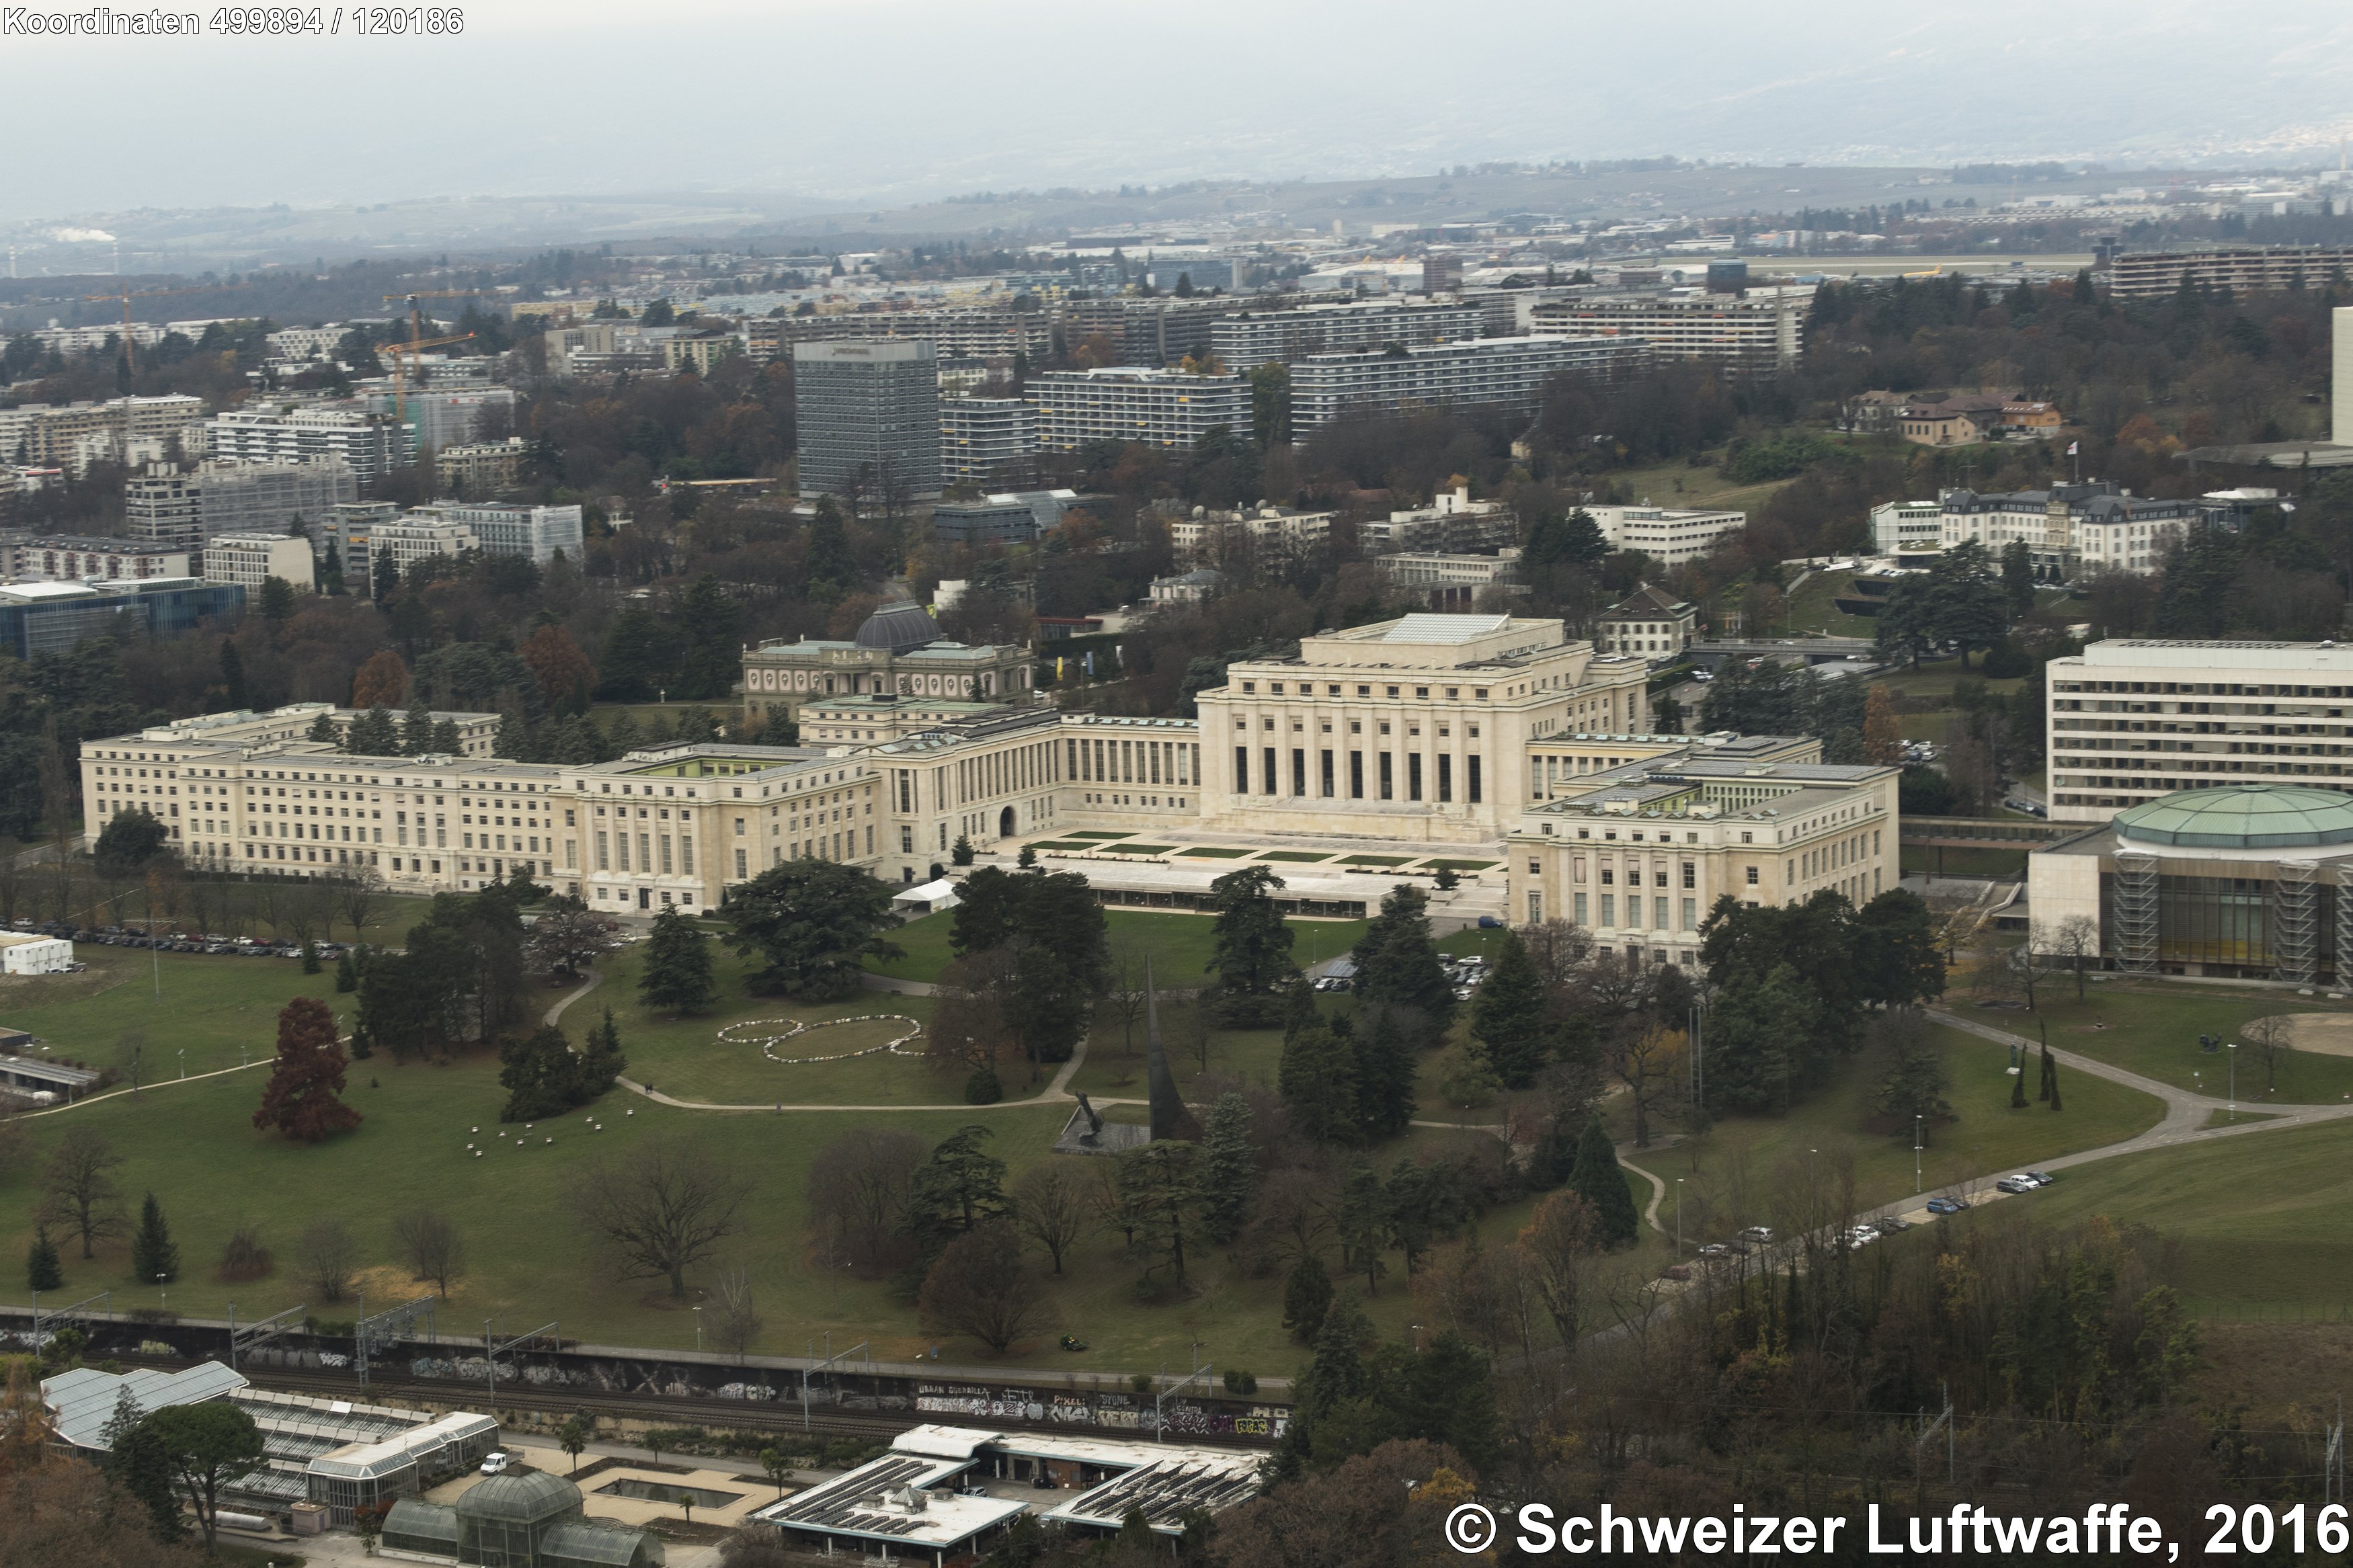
[2063, 640, 2353, 673]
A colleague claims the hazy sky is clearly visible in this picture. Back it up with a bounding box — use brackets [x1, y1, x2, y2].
[7, 0, 2353, 220]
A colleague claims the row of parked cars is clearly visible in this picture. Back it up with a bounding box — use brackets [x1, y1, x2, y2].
[7, 919, 351, 960]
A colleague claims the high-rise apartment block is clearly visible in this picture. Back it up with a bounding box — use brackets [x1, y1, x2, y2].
[1288, 336, 1644, 433]
[206, 407, 415, 485]
[940, 397, 1037, 483]
[793, 340, 943, 501]
[0, 395, 206, 475]
[1027, 368, 1250, 451]
[1527, 291, 1807, 375]
[125, 460, 358, 559]
[1209, 300, 1484, 370]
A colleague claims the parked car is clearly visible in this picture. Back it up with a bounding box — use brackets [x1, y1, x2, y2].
[2024, 1171, 2056, 1186]
[1874, 1216, 1913, 1235]
[1660, 1264, 1691, 1282]
[479, 1452, 512, 1476]
[1846, 1228, 1878, 1249]
[1476, 915, 1503, 929]
[1925, 1197, 1966, 1215]
[1695, 1242, 1731, 1260]
[1738, 1225, 1773, 1245]
[1995, 1175, 2038, 1195]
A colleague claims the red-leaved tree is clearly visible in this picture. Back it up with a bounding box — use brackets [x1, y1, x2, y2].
[252, 996, 363, 1143]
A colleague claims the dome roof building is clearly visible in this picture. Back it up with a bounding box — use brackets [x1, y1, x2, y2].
[2030, 782, 2353, 985]
[854, 601, 942, 655]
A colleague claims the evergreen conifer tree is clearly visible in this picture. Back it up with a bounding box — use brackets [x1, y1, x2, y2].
[220, 639, 249, 709]
[2009, 1055, 2028, 1108]
[951, 834, 975, 866]
[1353, 1009, 1418, 1139]
[1199, 1092, 1256, 1243]
[1470, 928, 1546, 1088]
[27, 1231, 61, 1292]
[130, 1192, 179, 1285]
[638, 907, 717, 1015]
[1278, 1023, 1359, 1145]
[335, 950, 358, 993]
[1281, 1253, 1334, 1344]
[1568, 1114, 1638, 1247]
[1335, 1160, 1390, 1294]
[401, 698, 434, 755]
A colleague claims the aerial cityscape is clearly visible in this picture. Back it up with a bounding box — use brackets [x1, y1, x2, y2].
[4, 5, 2353, 1565]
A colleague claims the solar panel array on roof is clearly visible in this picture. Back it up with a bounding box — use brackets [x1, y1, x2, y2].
[1051, 1457, 1261, 1529]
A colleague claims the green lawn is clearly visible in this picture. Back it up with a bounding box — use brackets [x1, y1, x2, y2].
[1967, 982, 2353, 1104]
[1256, 852, 1331, 864]
[601, 944, 965, 1107]
[1341, 854, 1413, 868]
[1620, 1022, 2167, 1240]
[1419, 859, 1497, 872]
[2028, 1120, 2353, 1315]
[0, 947, 353, 1082]
[865, 909, 1370, 987]
[1782, 569, 1881, 640]
[1175, 847, 1250, 859]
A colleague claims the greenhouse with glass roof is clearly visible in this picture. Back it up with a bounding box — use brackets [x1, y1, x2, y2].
[2030, 783, 2353, 980]
[382, 1468, 664, 1568]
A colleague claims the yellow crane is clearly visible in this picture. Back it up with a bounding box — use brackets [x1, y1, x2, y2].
[374, 330, 475, 448]
[380, 289, 486, 355]
[81, 281, 245, 375]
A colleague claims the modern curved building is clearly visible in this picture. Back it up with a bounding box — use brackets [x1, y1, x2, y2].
[2030, 782, 2353, 981]
[383, 1467, 664, 1568]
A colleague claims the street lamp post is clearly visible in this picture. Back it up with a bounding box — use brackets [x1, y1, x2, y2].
[1675, 1178, 1684, 1256]
[157, 1274, 167, 1313]
[693, 1307, 703, 1354]
[2228, 1041, 2237, 1122]
[1914, 1116, 1923, 1194]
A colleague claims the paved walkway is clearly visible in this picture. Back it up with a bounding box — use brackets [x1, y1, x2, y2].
[1616, 1011, 2353, 1255]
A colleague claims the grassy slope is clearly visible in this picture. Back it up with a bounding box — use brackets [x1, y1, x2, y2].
[1618, 1022, 2165, 1237]
[1975, 982, 2353, 1104]
[2029, 1120, 2353, 1315]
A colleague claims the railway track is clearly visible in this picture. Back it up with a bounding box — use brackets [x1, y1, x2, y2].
[132, 1358, 1274, 1450]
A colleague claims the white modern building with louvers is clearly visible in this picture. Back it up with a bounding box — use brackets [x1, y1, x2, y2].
[2044, 639, 2353, 823]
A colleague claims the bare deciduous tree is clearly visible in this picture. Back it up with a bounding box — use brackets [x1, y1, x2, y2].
[1010, 1161, 1092, 1275]
[2241, 1012, 2296, 1094]
[575, 1141, 755, 1298]
[709, 1263, 762, 1361]
[1517, 1190, 1600, 1351]
[917, 1221, 1055, 1355]
[333, 869, 389, 946]
[806, 1127, 926, 1274]
[40, 1127, 127, 1260]
[296, 1217, 360, 1303]
[2033, 916, 2100, 1002]
[391, 1209, 467, 1298]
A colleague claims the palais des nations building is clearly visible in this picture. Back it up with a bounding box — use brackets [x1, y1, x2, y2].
[81, 610, 1897, 950]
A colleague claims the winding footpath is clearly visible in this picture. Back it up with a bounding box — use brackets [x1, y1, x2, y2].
[1616, 1009, 2353, 1246]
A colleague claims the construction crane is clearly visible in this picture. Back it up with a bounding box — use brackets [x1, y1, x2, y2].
[381, 290, 487, 357]
[81, 281, 245, 376]
[376, 331, 475, 445]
